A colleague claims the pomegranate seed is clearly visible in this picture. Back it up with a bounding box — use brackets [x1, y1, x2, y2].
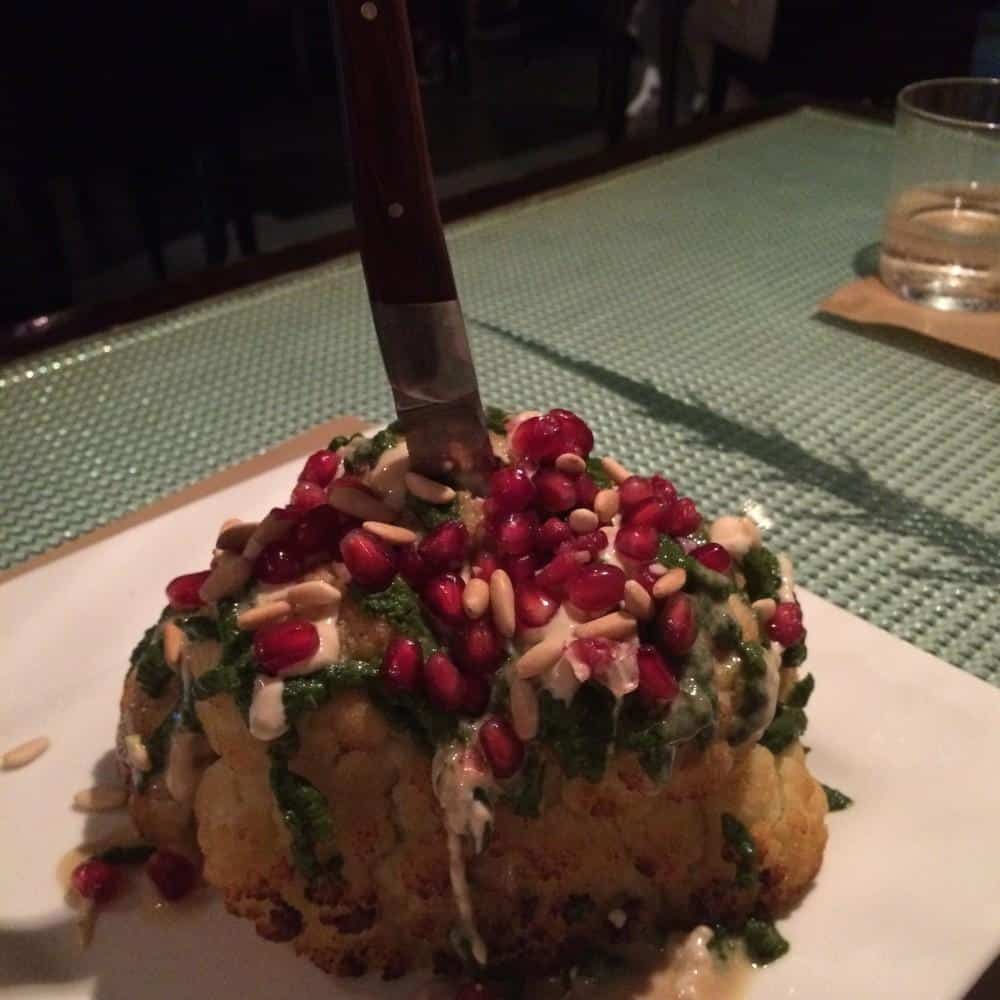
[570, 636, 616, 669]
[293, 505, 349, 558]
[424, 652, 465, 711]
[534, 469, 577, 513]
[146, 849, 199, 901]
[636, 645, 679, 706]
[254, 540, 304, 584]
[626, 497, 670, 531]
[418, 520, 467, 572]
[537, 516, 573, 553]
[71, 858, 121, 903]
[459, 673, 491, 716]
[472, 550, 499, 580]
[423, 574, 466, 625]
[560, 529, 609, 557]
[340, 529, 397, 590]
[619, 476, 653, 514]
[503, 553, 538, 585]
[657, 593, 697, 657]
[515, 582, 559, 628]
[650, 475, 677, 504]
[456, 983, 499, 1000]
[768, 602, 806, 647]
[567, 563, 626, 612]
[254, 619, 319, 674]
[382, 637, 423, 694]
[478, 716, 524, 778]
[615, 523, 659, 561]
[488, 465, 536, 513]
[535, 549, 585, 596]
[330, 474, 373, 493]
[690, 543, 732, 574]
[298, 449, 340, 487]
[166, 570, 211, 610]
[549, 408, 594, 458]
[398, 543, 430, 588]
[575, 474, 599, 509]
[662, 497, 701, 537]
[510, 413, 564, 463]
[632, 565, 659, 595]
[496, 512, 537, 557]
[289, 480, 327, 513]
[452, 618, 505, 674]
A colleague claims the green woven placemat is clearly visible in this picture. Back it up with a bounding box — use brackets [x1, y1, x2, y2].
[2, 109, 997, 681]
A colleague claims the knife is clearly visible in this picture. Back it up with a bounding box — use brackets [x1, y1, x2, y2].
[328, 0, 495, 493]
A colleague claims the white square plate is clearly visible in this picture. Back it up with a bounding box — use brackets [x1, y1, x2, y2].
[2, 450, 999, 999]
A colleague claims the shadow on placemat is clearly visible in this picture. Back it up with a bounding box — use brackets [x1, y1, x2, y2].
[965, 952, 1000, 1000]
[470, 316, 1000, 587]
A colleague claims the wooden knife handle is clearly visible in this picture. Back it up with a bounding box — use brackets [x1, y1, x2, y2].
[329, 0, 456, 305]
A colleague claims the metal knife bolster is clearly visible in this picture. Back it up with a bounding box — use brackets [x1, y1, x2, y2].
[371, 300, 495, 490]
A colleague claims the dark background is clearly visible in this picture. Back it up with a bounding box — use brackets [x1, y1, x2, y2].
[2, 0, 997, 335]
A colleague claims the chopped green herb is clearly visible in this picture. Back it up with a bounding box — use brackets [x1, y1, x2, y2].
[371, 687, 458, 749]
[685, 559, 734, 597]
[707, 926, 740, 960]
[175, 615, 219, 642]
[743, 917, 790, 965]
[537, 684, 616, 783]
[741, 546, 781, 602]
[357, 577, 437, 656]
[269, 738, 338, 880]
[96, 844, 156, 865]
[616, 697, 676, 784]
[328, 431, 364, 452]
[656, 536, 690, 570]
[711, 612, 742, 650]
[136, 712, 174, 791]
[562, 894, 595, 924]
[405, 494, 463, 531]
[585, 457, 613, 490]
[503, 746, 546, 818]
[822, 784, 854, 812]
[131, 624, 173, 698]
[344, 428, 400, 473]
[191, 646, 257, 715]
[784, 673, 814, 709]
[781, 641, 808, 669]
[721, 813, 758, 889]
[282, 660, 379, 725]
[485, 405, 510, 434]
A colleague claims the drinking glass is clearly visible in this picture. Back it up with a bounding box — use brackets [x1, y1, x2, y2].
[879, 77, 1000, 312]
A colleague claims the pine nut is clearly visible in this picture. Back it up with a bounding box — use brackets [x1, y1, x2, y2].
[362, 520, 417, 545]
[162, 621, 185, 668]
[555, 452, 586, 475]
[751, 598, 777, 624]
[623, 580, 654, 621]
[509, 675, 540, 740]
[287, 581, 342, 608]
[237, 600, 292, 630]
[573, 611, 637, 640]
[243, 510, 294, 560]
[462, 577, 490, 619]
[709, 515, 760, 559]
[514, 637, 564, 678]
[73, 785, 128, 812]
[329, 485, 397, 523]
[653, 567, 686, 600]
[648, 562, 667, 577]
[594, 488, 620, 524]
[199, 552, 254, 603]
[404, 471, 456, 504]
[490, 569, 516, 638]
[600, 457, 632, 485]
[2, 736, 50, 770]
[568, 508, 599, 534]
[216, 520, 257, 552]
